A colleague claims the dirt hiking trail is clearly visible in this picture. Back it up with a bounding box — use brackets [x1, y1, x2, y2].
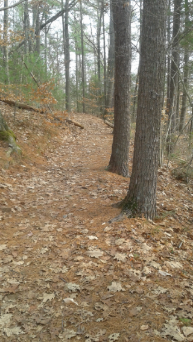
[0, 108, 193, 342]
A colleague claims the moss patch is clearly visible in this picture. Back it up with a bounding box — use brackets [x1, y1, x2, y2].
[121, 196, 138, 217]
[0, 129, 16, 141]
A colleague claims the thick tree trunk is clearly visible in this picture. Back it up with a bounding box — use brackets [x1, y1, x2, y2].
[107, 0, 131, 177]
[123, 0, 166, 219]
[131, 72, 138, 123]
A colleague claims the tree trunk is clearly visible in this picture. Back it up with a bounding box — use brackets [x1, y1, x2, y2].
[35, 3, 40, 55]
[167, 0, 182, 134]
[65, 0, 70, 111]
[62, 0, 70, 112]
[190, 107, 193, 134]
[24, 0, 29, 55]
[74, 30, 80, 113]
[166, 0, 171, 117]
[44, 12, 48, 77]
[97, 0, 103, 113]
[3, 0, 9, 84]
[80, 0, 86, 113]
[131, 0, 143, 123]
[179, 0, 189, 133]
[103, 0, 107, 114]
[131, 72, 138, 123]
[56, 32, 60, 74]
[106, 0, 115, 111]
[123, 0, 166, 219]
[97, 0, 102, 85]
[107, 0, 131, 177]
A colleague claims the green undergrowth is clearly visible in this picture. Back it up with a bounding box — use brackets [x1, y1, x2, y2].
[0, 129, 16, 141]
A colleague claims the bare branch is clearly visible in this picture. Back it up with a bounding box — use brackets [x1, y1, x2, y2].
[39, 0, 77, 32]
[0, 0, 25, 11]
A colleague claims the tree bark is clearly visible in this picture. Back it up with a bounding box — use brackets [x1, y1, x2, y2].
[3, 0, 9, 84]
[131, 0, 143, 123]
[80, 0, 86, 113]
[34, 3, 40, 55]
[131, 72, 138, 123]
[65, 0, 70, 111]
[44, 12, 48, 76]
[75, 34, 80, 112]
[166, 0, 171, 117]
[179, 0, 189, 133]
[97, 0, 103, 113]
[24, 0, 30, 55]
[103, 0, 107, 114]
[106, 0, 115, 111]
[107, 0, 131, 177]
[97, 0, 102, 85]
[123, 0, 166, 219]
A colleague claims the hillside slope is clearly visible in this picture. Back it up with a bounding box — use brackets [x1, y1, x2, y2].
[0, 103, 193, 342]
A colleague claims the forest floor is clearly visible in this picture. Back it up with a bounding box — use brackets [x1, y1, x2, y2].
[0, 102, 193, 342]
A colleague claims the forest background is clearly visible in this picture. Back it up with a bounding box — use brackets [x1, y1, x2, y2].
[0, 0, 140, 114]
[0, 1, 192, 142]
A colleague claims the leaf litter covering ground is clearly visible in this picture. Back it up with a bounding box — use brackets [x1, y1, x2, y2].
[0, 104, 193, 342]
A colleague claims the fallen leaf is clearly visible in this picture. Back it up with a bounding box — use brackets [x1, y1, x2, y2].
[87, 236, 98, 240]
[140, 325, 149, 330]
[108, 333, 120, 341]
[115, 238, 126, 245]
[66, 283, 80, 292]
[129, 307, 142, 317]
[0, 244, 6, 251]
[108, 282, 125, 292]
[63, 298, 78, 305]
[182, 326, 193, 337]
[0, 314, 12, 327]
[161, 317, 185, 341]
[42, 293, 55, 303]
[114, 253, 127, 262]
[87, 249, 103, 258]
[4, 327, 24, 336]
